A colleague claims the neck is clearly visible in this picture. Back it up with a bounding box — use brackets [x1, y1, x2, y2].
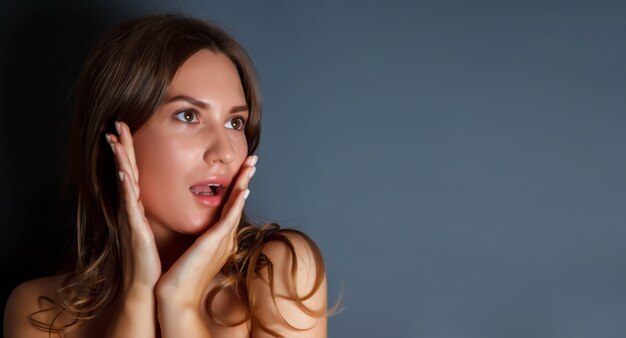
[151, 224, 197, 273]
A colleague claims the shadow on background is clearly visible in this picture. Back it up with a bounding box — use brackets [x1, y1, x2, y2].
[0, 1, 118, 330]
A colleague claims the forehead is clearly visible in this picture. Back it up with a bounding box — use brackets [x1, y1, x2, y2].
[167, 49, 244, 101]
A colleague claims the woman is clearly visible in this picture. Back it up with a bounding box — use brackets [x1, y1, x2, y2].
[4, 13, 334, 337]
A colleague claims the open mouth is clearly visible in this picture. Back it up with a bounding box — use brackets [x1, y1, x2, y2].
[190, 184, 221, 196]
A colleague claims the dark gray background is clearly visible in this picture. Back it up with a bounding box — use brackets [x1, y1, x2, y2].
[1, 1, 625, 337]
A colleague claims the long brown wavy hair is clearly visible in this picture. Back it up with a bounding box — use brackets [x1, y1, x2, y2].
[28, 13, 336, 337]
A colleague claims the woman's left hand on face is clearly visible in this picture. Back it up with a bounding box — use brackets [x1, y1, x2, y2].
[155, 153, 257, 309]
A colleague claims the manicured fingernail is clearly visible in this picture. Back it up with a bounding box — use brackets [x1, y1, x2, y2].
[250, 155, 258, 166]
[118, 171, 124, 182]
[249, 166, 256, 178]
[109, 140, 116, 154]
[244, 189, 250, 199]
[115, 121, 121, 135]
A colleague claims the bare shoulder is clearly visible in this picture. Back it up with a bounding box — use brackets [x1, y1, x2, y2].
[260, 230, 326, 292]
[250, 230, 328, 338]
[4, 276, 62, 338]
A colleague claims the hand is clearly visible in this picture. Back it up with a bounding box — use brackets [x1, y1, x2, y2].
[106, 121, 162, 292]
[154, 152, 257, 310]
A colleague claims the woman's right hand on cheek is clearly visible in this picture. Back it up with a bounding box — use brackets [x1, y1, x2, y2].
[106, 121, 162, 292]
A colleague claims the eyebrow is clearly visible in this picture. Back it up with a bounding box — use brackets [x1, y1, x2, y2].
[165, 95, 248, 114]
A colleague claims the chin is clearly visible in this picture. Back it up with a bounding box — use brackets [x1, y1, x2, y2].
[178, 214, 220, 235]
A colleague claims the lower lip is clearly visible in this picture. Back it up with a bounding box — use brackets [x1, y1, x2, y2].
[191, 191, 222, 207]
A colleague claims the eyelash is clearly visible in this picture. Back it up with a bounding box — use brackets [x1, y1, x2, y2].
[174, 110, 247, 131]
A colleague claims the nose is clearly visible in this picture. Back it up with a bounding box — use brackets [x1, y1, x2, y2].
[202, 127, 235, 166]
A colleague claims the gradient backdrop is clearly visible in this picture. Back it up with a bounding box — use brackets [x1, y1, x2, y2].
[1, 1, 625, 337]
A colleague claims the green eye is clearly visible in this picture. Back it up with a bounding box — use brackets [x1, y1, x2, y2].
[175, 110, 199, 123]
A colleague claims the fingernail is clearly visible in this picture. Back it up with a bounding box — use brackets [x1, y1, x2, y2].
[109, 140, 116, 154]
[248, 166, 256, 178]
[105, 133, 111, 145]
[250, 155, 258, 166]
[244, 189, 250, 200]
[115, 121, 121, 135]
[118, 171, 124, 182]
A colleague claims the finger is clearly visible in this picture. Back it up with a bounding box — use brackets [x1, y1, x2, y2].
[204, 189, 248, 246]
[138, 200, 145, 215]
[220, 161, 255, 218]
[115, 121, 140, 182]
[228, 188, 250, 226]
[215, 165, 255, 235]
[244, 154, 259, 167]
[109, 135, 140, 198]
[107, 134, 141, 198]
[119, 169, 149, 232]
[106, 133, 124, 196]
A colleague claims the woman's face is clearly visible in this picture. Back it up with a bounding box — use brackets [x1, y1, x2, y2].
[132, 49, 249, 239]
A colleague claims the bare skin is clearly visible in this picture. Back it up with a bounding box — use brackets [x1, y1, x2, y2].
[4, 50, 327, 337]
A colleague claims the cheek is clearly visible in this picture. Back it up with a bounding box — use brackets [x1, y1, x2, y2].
[138, 146, 185, 183]
[134, 135, 195, 206]
[234, 134, 249, 164]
